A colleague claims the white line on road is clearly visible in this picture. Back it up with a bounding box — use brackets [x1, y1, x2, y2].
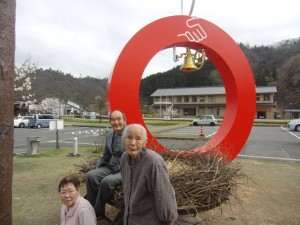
[14, 144, 27, 147]
[280, 126, 300, 140]
[59, 141, 93, 145]
[205, 131, 217, 138]
[238, 154, 300, 162]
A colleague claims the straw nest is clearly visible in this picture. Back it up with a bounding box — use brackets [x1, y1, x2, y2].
[74, 149, 245, 223]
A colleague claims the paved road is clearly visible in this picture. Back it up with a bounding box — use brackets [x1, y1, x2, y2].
[13, 126, 109, 154]
[157, 125, 300, 162]
[240, 126, 300, 161]
[13, 125, 300, 162]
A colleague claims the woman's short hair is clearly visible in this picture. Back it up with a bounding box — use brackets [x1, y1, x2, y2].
[58, 175, 80, 192]
[122, 124, 147, 141]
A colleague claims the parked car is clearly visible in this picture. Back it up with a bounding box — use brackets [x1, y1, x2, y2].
[192, 115, 217, 126]
[287, 119, 300, 132]
[14, 116, 32, 128]
[29, 114, 54, 128]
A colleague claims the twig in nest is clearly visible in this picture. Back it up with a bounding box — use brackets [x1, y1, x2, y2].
[74, 149, 248, 223]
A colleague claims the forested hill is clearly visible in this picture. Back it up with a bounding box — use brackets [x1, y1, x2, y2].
[140, 38, 300, 109]
[27, 38, 300, 110]
[27, 69, 107, 108]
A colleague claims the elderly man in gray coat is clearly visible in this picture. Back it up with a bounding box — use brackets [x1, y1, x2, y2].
[85, 110, 126, 220]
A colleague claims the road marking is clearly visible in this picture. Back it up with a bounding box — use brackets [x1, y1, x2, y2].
[63, 128, 104, 135]
[59, 141, 93, 145]
[281, 126, 300, 140]
[14, 144, 26, 147]
[238, 154, 300, 162]
[159, 126, 218, 135]
[206, 131, 217, 138]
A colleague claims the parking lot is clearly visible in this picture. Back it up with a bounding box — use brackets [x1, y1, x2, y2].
[13, 125, 300, 162]
[13, 126, 109, 154]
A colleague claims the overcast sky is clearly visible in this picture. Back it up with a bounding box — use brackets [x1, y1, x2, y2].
[16, 0, 300, 78]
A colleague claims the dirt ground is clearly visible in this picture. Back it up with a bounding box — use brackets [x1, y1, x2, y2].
[200, 159, 300, 225]
[12, 148, 300, 225]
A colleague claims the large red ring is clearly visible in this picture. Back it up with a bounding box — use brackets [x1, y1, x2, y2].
[107, 15, 256, 161]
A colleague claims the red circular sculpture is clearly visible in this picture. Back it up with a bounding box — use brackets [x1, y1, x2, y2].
[107, 15, 256, 161]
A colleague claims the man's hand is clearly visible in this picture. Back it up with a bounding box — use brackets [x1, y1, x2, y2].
[178, 17, 207, 42]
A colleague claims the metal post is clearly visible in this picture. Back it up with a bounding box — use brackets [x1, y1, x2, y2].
[160, 95, 161, 118]
[73, 137, 78, 156]
[56, 118, 59, 149]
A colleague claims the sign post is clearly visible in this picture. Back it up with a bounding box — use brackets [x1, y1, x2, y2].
[49, 119, 64, 149]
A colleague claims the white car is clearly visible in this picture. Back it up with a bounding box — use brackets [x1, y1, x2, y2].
[287, 119, 300, 132]
[14, 116, 32, 128]
[192, 115, 217, 126]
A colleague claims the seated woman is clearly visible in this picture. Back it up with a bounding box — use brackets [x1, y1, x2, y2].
[58, 175, 97, 225]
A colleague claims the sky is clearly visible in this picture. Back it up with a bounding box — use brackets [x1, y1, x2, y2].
[15, 0, 300, 78]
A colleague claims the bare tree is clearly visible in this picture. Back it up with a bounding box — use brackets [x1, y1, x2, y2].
[95, 95, 106, 122]
[277, 54, 300, 109]
[0, 0, 16, 224]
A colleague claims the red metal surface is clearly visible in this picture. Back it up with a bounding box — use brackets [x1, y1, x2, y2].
[107, 16, 256, 161]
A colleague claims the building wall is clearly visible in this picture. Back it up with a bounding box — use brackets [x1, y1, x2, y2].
[153, 92, 277, 119]
[256, 92, 277, 119]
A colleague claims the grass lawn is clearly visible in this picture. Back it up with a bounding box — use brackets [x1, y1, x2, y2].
[13, 147, 100, 225]
[13, 147, 300, 225]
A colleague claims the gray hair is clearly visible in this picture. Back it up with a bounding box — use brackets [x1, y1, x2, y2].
[122, 124, 148, 141]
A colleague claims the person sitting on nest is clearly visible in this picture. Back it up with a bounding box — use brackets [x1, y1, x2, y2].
[85, 110, 126, 221]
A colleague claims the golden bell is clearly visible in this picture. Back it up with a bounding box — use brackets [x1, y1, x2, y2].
[179, 48, 198, 72]
[180, 55, 198, 72]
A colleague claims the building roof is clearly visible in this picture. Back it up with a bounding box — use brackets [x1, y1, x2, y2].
[150, 86, 277, 97]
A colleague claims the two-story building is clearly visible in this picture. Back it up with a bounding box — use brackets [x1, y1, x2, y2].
[150, 86, 277, 119]
[62, 100, 82, 115]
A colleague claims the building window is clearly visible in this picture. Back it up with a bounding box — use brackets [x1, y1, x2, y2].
[200, 96, 205, 102]
[184, 108, 196, 116]
[184, 96, 189, 102]
[264, 94, 270, 101]
[199, 107, 205, 114]
[208, 96, 214, 102]
[162, 97, 166, 102]
[208, 107, 214, 113]
[256, 95, 260, 101]
[192, 96, 197, 102]
[177, 96, 181, 102]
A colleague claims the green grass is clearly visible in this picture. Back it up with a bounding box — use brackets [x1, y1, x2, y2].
[62, 117, 109, 124]
[61, 116, 192, 127]
[13, 147, 100, 225]
[14, 148, 63, 158]
[145, 121, 189, 126]
[12, 147, 300, 225]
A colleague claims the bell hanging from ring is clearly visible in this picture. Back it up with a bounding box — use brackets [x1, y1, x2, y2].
[179, 48, 198, 72]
